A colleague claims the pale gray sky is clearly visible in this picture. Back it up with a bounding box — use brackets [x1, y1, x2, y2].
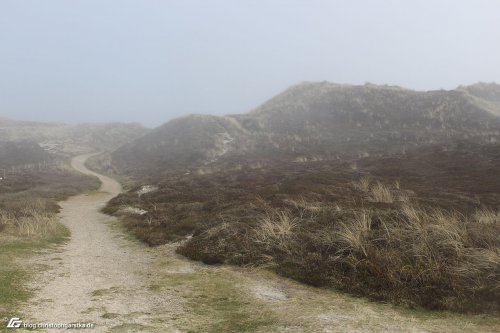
[1, 0, 499, 127]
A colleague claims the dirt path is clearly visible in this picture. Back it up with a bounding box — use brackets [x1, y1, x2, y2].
[18, 154, 499, 333]
[19, 154, 184, 332]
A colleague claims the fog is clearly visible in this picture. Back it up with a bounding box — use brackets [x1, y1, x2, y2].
[1, 0, 499, 127]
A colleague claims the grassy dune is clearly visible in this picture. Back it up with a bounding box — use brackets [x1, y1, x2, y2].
[104, 146, 500, 314]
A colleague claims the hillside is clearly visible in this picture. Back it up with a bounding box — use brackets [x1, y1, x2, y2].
[0, 118, 149, 155]
[103, 81, 500, 313]
[0, 141, 50, 168]
[110, 115, 248, 173]
[110, 82, 500, 176]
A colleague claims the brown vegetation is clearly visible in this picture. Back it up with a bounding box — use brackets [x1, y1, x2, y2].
[178, 203, 499, 313]
[368, 181, 394, 203]
[0, 199, 63, 240]
[0, 156, 101, 322]
[99, 81, 500, 314]
[104, 144, 500, 313]
[0, 163, 100, 241]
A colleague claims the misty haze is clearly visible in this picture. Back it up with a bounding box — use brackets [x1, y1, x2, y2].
[1, 1, 499, 332]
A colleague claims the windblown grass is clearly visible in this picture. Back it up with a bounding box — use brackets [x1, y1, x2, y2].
[0, 200, 66, 241]
[179, 204, 500, 313]
[475, 208, 500, 224]
[351, 177, 371, 192]
[254, 209, 298, 254]
[369, 181, 394, 203]
[106, 146, 500, 313]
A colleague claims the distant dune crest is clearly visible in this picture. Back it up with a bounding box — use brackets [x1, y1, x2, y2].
[110, 81, 500, 175]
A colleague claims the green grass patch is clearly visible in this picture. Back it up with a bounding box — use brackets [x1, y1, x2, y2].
[90, 286, 120, 298]
[109, 323, 155, 332]
[189, 275, 277, 333]
[102, 217, 142, 244]
[395, 304, 500, 328]
[153, 263, 277, 333]
[0, 227, 68, 331]
[101, 312, 120, 319]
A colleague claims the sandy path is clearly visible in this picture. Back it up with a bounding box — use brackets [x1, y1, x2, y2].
[17, 154, 499, 333]
[19, 154, 183, 332]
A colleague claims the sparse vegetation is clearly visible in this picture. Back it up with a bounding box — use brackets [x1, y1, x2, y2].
[0, 199, 66, 240]
[475, 208, 500, 225]
[100, 82, 500, 315]
[0, 158, 100, 322]
[106, 144, 500, 314]
[0, 241, 49, 328]
[179, 203, 500, 313]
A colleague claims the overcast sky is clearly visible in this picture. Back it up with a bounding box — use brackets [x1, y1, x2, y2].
[1, 0, 499, 127]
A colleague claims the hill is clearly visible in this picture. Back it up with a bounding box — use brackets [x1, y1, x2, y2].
[110, 82, 500, 176]
[0, 141, 50, 168]
[103, 82, 500, 313]
[0, 118, 149, 155]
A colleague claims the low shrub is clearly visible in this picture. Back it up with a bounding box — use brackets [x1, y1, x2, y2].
[106, 146, 500, 313]
[179, 204, 500, 313]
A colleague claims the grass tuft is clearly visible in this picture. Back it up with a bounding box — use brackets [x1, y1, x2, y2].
[352, 177, 371, 192]
[369, 181, 394, 203]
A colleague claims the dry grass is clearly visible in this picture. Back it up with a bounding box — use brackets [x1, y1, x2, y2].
[0, 163, 97, 322]
[335, 210, 372, 257]
[178, 203, 500, 313]
[254, 209, 298, 255]
[397, 191, 410, 203]
[14, 213, 60, 240]
[474, 208, 500, 224]
[0, 164, 97, 243]
[351, 177, 371, 192]
[286, 197, 324, 212]
[105, 146, 500, 313]
[0, 199, 63, 240]
[369, 181, 394, 203]
[354, 178, 409, 203]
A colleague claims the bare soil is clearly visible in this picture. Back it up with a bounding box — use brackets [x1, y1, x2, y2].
[17, 154, 500, 332]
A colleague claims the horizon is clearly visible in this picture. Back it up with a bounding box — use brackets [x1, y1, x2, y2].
[1, 0, 500, 127]
[2, 79, 499, 128]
